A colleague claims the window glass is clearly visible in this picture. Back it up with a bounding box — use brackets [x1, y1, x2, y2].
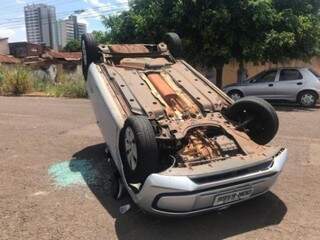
[309, 68, 320, 78]
[253, 70, 277, 83]
[280, 69, 303, 81]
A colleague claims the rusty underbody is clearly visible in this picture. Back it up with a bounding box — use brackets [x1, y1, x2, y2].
[98, 43, 279, 174]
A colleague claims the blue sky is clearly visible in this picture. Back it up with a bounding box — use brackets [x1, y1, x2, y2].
[0, 0, 129, 42]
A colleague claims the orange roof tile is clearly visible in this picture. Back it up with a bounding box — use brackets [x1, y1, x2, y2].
[0, 54, 20, 64]
[44, 50, 82, 61]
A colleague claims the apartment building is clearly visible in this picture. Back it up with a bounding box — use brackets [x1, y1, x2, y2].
[24, 4, 58, 50]
[77, 23, 87, 40]
[57, 15, 87, 49]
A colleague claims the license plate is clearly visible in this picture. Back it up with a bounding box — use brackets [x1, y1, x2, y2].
[213, 188, 253, 206]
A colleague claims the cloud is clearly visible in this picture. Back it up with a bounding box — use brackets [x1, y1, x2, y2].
[16, 0, 26, 4]
[82, 0, 128, 11]
[78, 8, 101, 21]
[77, 17, 89, 27]
[0, 28, 15, 39]
[85, 0, 108, 8]
[0, 26, 26, 42]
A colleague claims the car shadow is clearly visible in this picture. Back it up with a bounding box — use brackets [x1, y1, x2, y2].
[270, 102, 320, 112]
[70, 143, 287, 240]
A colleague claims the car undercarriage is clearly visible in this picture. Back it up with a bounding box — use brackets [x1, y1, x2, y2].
[96, 42, 280, 178]
[81, 32, 287, 215]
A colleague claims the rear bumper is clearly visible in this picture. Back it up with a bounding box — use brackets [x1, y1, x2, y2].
[135, 148, 288, 216]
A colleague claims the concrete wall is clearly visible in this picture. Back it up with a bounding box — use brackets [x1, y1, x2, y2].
[222, 58, 320, 86]
[0, 38, 9, 55]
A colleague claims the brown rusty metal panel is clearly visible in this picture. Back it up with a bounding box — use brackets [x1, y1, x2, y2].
[109, 44, 149, 54]
[168, 62, 227, 112]
[118, 57, 170, 69]
[180, 60, 232, 106]
[109, 66, 166, 119]
[104, 66, 144, 115]
[166, 64, 214, 112]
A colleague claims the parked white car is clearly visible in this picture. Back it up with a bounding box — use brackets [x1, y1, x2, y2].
[224, 68, 320, 107]
[81, 33, 288, 216]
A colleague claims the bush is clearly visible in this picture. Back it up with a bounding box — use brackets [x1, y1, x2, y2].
[47, 80, 87, 98]
[0, 66, 33, 95]
[0, 65, 87, 98]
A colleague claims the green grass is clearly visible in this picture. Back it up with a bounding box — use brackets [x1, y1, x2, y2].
[0, 65, 33, 95]
[46, 79, 87, 98]
[0, 65, 87, 98]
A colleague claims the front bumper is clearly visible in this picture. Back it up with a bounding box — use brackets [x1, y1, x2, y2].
[135, 148, 288, 216]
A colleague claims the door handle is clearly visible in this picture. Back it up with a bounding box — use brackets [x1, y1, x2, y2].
[268, 83, 274, 87]
[297, 82, 303, 85]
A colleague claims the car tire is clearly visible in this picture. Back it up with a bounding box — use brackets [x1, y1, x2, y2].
[119, 116, 159, 183]
[81, 33, 100, 79]
[227, 97, 279, 145]
[164, 32, 183, 58]
[297, 91, 318, 107]
[228, 90, 243, 101]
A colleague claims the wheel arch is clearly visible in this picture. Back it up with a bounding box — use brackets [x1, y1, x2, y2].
[227, 88, 244, 97]
[297, 89, 319, 102]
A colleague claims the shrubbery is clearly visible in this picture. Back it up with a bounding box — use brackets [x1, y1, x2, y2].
[0, 66, 33, 95]
[0, 65, 87, 98]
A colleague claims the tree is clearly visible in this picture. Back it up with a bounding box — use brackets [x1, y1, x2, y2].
[92, 30, 110, 44]
[64, 39, 81, 52]
[100, 0, 320, 87]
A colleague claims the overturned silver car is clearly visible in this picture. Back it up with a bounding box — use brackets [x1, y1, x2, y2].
[81, 33, 288, 216]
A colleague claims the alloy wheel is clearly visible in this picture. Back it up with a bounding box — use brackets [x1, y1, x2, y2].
[124, 127, 138, 171]
[300, 93, 315, 106]
[230, 92, 242, 101]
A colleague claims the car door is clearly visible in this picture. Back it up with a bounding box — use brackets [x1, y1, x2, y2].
[275, 69, 304, 101]
[242, 70, 278, 99]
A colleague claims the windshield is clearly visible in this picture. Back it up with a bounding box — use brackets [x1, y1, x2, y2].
[247, 71, 266, 82]
[309, 68, 320, 78]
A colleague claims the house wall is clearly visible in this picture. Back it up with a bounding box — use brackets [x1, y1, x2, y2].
[0, 38, 9, 55]
[9, 42, 44, 58]
[222, 57, 320, 86]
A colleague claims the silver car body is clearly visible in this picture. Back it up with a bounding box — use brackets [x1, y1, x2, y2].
[86, 62, 288, 216]
[224, 68, 320, 102]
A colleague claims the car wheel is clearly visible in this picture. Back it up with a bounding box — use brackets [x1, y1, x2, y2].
[164, 32, 183, 58]
[228, 90, 243, 101]
[110, 172, 126, 200]
[226, 97, 279, 145]
[119, 116, 159, 183]
[298, 91, 317, 107]
[81, 33, 100, 79]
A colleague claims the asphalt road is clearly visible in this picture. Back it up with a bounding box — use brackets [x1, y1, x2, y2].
[0, 96, 319, 240]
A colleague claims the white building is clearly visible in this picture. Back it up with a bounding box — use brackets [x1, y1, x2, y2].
[77, 23, 87, 40]
[24, 4, 58, 50]
[57, 19, 75, 50]
[57, 15, 87, 50]
[0, 38, 9, 55]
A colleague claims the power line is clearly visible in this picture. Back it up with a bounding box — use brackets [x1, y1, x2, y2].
[0, 6, 128, 30]
[0, 0, 82, 21]
[0, 0, 128, 21]
[0, 0, 81, 11]
[0, 2, 128, 26]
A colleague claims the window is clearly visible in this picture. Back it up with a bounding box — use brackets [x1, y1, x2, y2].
[252, 70, 277, 83]
[309, 68, 320, 78]
[280, 69, 302, 81]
